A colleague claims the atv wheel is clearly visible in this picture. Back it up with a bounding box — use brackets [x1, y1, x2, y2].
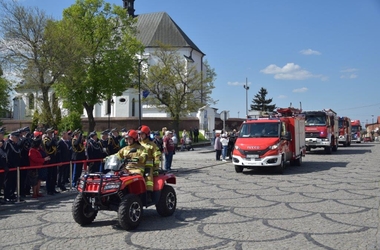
[156, 185, 177, 217]
[118, 194, 143, 230]
[72, 194, 98, 226]
[235, 165, 244, 173]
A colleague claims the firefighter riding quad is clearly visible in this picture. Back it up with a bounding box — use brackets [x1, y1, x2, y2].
[72, 151, 177, 230]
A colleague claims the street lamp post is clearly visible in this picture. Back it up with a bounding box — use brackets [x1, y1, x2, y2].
[372, 115, 374, 124]
[243, 78, 249, 117]
[137, 60, 142, 127]
[107, 98, 114, 129]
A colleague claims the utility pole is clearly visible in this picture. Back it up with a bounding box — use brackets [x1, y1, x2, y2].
[243, 78, 249, 117]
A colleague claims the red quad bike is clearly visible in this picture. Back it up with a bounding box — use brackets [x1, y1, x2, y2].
[72, 149, 177, 230]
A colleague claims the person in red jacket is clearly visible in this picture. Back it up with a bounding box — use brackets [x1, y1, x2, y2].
[28, 137, 50, 198]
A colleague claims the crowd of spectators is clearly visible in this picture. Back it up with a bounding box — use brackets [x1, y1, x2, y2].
[0, 125, 197, 204]
[0, 125, 220, 204]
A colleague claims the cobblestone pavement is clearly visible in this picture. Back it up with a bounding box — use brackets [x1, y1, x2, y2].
[0, 143, 379, 250]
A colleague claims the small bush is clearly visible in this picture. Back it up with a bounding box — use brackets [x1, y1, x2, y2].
[58, 111, 82, 132]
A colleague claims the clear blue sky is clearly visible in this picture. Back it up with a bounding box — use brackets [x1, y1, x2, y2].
[21, 0, 380, 126]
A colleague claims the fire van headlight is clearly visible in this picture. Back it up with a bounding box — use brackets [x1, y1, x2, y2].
[268, 144, 279, 150]
[104, 182, 121, 190]
[234, 145, 245, 155]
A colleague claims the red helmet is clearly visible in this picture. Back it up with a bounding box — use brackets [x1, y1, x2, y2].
[138, 125, 151, 135]
[125, 129, 138, 140]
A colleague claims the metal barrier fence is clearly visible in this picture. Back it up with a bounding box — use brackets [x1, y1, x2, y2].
[0, 158, 103, 203]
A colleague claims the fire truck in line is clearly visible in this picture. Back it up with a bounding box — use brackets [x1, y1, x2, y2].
[351, 120, 363, 143]
[232, 107, 306, 174]
[303, 109, 339, 154]
[338, 117, 352, 147]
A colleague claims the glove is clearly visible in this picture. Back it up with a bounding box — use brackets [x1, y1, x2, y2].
[131, 157, 139, 162]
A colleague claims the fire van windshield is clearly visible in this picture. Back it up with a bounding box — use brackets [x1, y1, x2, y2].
[239, 123, 280, 138]
[305, 115, 326, 126]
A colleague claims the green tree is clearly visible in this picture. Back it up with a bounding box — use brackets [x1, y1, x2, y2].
[142, 45, 216, 133]
[52, 0, 144, 132]
[250, 87, 276, 113]
[0, 65, 11, 117]
[0, 0, 61, 127]
[31, 110, 40, 132]
[58, 111, 82, 133]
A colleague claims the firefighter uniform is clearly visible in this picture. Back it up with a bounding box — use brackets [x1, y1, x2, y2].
[115, 130, 147, 176]
[138, 125, 161, 192]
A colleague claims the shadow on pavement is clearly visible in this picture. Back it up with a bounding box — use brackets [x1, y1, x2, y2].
[0, 191, 77, 214]
[241, 160, 348, 176]
[82, 207, 224, 232]
[306, 147, 372, 155]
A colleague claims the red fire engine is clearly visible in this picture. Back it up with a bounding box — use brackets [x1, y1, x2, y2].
[338, 117, 351, 147]
[303, 109, 339, 154]
[351, 120, 363, 143]
[232, 107, 306, 174]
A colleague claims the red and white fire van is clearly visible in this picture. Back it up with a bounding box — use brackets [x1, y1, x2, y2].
[232, 107, 306, 174]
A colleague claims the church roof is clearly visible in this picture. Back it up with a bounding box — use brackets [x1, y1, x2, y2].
[135, 12, 204, 55]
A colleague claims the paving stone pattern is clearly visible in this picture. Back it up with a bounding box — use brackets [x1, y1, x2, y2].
[0, 143, 379, 249]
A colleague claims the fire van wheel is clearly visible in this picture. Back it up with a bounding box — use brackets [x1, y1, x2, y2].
[324, 145, 332, 154]
[306, 146, 311, 152]
[72, 194, 98, 226]
[118, 194, 143, 230]
[295, 156, 302, 166]
[156, 185, 177, 217]
[235, 165, 244, 173]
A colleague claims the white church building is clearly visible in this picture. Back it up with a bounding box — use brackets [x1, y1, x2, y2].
[13, 3, 224, 133]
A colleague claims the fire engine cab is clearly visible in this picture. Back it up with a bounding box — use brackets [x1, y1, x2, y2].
[232, 107, 306, 174]
[351, 120, 363, 143]
[303, 109, 339, 154]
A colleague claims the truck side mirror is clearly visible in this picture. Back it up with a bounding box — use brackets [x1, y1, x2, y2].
[282, 131, 291, 141]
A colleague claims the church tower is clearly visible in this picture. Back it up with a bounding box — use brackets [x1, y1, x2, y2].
[123, 0, 136, 17]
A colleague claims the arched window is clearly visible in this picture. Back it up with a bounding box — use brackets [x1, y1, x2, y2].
[132, 98, 135, 116]
[28, 93, 34, 110]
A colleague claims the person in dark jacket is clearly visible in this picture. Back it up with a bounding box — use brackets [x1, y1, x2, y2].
[108, 128, 121, 155]
[86, 131, 103, 173]
[43, 127, 59, 195]
[193, 127, 199, 143]
[99, 130, 110, 158]
[71, 129, 86, 187]
[56, 130, 71, 191]
[17, 127, 33, 197]
[3, 131, 21, 202]
[0, 128, 8, 203]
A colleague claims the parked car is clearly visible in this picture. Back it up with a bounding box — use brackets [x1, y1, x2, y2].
[363, 137, 372, 142]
